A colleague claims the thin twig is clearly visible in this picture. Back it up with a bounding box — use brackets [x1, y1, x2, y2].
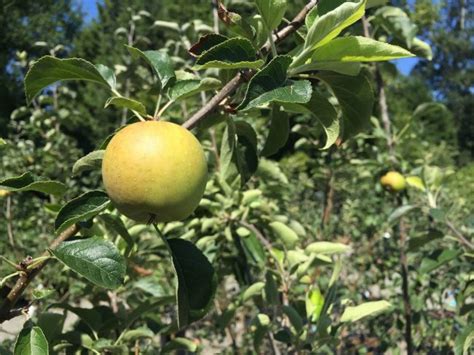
[362, 16, 396, 164]
[267, 330, 281, 355]
[212, 0, 220, 34]
[6, 196, 15, 248]
[238, 220, 273, 252]
[213, 298, 238, 351]
[398, 216, 413, 355]
[446, 220, 474, 250]
[182, 0, 319, 130]
[0, 224, 80, 323]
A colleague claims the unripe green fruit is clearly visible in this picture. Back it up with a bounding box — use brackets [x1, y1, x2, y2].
[380, 171, 406, 192]
[102, 121, 208, 223]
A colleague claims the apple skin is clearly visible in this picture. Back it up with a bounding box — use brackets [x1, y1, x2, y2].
[102, 121, 207, 223]
[380, 171, 406, 192]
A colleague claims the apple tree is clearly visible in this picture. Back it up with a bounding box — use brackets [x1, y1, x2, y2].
[3, 0, 469, 353]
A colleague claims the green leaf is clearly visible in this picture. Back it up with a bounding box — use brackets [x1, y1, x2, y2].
[239, 55, 290, 109]
[282, 305, 304, 333]
[305, 0, 367, 50]
[218, 120, 259, 187]
[252, 314, 271, 350]
[264, 271, 280, 305]
[406, 176, 426, 191]
[14, 325, 49, 355]
[134, 277, 167, 297]
[32, 288, 55, 300]
[388, 205, 417, 224]
[305, 5, 319, 29]
[121, 327, 154, 342]
[126, 46, 175, 89]
[410, 37, 432, 60]
[269, 221, 299, 248]
[242, 282, 265, 302]
[241, 231, 266, 267]
[235, 121, 259, 185]
[37, 313, 65, 344]
[51, 237, 126, 289]
[306, 242, 350, 255]
[169, 78, 222, 101]
[241, 80, 313, 111]
[340, 300, 392, 323]
[194, 37, 264, 70]
[292, 61, 362, 76]
[161, 338, 198, 353]
[367, 0, 388, 8]
[46, 303, 117, 336]
[419, 249, 462, 274]
[255, 0, 287, 31]
[306, 287, 324, 322]
[0, 138, 6, 146]
[239, 56, 311, 110]
[413, 102, 449, 120]
[24, 56, 111, 104]
[317, 71, 374, 140]
[98, 213, 135, 257]
[95, 64, 117, 90]
[283, 92, 339, 149]
[189, 34, 228, 57]
[72, 150, 105, 176]
[257, 158, 289, 184]
[455, 324, 474, 355]
[121, 298, 174, 332]
[312, 36, 414, 62]
[219, 119, 238, 183]
[104, 97, 147, 116]
[429, 208, 446, 222]
[0, 172, 67, 196]
[408, 229, 444, 252]
[152, 20, 180, 32]
[216, 3, 254, 39]
[55, 190, 110, 234]
[261, 106, 289, 157]
[374, 6, 417, 48]
[166, 238, 216, 328]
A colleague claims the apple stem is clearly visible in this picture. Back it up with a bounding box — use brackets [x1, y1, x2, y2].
[154, 95, 162, 119]
[147, 214, 157, 225]
[152, 223, 174, 258]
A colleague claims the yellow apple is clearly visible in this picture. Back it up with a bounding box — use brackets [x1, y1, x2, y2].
[380, 171, 406, 192]
[0, 189, 10, 198]
[102, 121, 207, 223]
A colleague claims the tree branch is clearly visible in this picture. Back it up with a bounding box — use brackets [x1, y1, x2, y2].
[182, 0, 319, 130]
[0, 224, 80, 323]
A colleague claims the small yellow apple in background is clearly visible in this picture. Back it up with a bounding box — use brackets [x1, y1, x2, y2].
[0, 189, 11, 198]
[380, 171, 406, 192]
[102, 121, 208, 223]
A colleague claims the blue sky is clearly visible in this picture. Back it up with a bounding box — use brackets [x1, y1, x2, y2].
[77, 0, 419, 75]
[79, 0, 100, 23]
